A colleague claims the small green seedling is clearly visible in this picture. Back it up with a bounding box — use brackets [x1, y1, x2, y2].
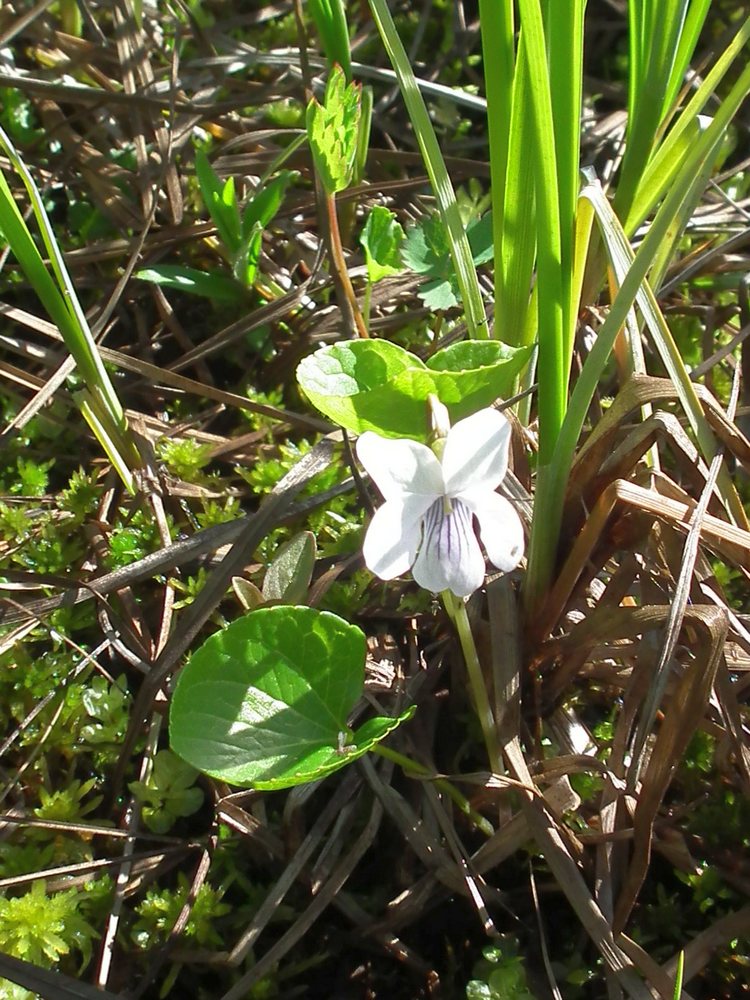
[136, 152, 297, 302]
[129, 750, 204, 834]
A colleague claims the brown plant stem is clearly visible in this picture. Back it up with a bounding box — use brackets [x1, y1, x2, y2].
[326, 192, 369, 338]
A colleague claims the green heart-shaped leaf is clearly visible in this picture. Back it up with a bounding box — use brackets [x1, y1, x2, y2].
[170, 606, 413, 789]
[297, 338, 532, 440]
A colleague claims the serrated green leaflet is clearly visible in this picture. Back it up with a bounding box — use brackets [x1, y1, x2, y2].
[401, 212, 494, 310]
[169, 606, 414, 789]
[297, 339, 532, 440]
[306, 64, 361, 195]
[360, 205, 405, 282]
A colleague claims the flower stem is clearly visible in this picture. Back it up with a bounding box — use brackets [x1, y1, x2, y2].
[372, 743, 494, 837]
[442, 591, 502, 775]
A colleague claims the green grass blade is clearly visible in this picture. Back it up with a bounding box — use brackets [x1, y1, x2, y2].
[616, 0, 699, 219]
[500, 37, 537, 348]
[545, 0, 585, 365]
[478, 0, 514, 326]
[308, 0, 352, 80]
[667, 0, 712, 113]
[524, 60, 750, 612]
[368, 0, 487, 340]
[623, 12, 750, 234]
[626, 0, 648, 111]
[78, 393, 135, 494]
[673, 952, 684, 1000]
[516, 0, 565, 459]
[0, 125, 137, 484]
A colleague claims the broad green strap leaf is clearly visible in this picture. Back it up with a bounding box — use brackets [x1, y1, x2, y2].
[499, 29, 537, 348]
[308, 0, 352, 80]
[135, 265, 246, 304]
[368, 0, 488, 339]
[478, 0, 515, 328]
[516, 0, 566, 458]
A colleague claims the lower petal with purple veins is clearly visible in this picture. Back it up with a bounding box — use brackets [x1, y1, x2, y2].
[412, 498, 486, 597]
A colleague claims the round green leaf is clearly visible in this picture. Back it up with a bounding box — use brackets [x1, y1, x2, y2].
[169, 606, 413, 789]
[425, 341, 533, 418]
[297, 339, 429, 438]
[297, 338, 532, 440]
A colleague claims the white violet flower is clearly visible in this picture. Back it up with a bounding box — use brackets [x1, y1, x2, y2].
[356, 407, 525, 597]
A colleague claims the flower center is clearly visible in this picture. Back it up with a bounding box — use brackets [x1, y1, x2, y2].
[422, 496, 474, 565]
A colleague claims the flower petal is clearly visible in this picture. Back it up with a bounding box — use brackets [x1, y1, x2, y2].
[412, 498, 485, 597]
[356, 432, 444, 500]
[362, 493, 435, 580]
[442, 408, 511, 496]
[462, 488, 525, 573]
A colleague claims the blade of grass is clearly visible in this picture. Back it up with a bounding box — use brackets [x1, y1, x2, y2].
[478, 0, 515, 330]
[516, 0, 565, 458]
[524, 58, 750, 614]
[367, 0, 488, 340]
[545, 0, 585, 366]
[308, 0, 352, 80]
[623, 12, 750, 234]
[666, 0, 712, 114]
[496, 30, 537, 349]
[615, 0, 709, 220]
[0, 124, 138, 490]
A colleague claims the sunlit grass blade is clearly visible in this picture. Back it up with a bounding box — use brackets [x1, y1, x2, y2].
[673, 951, 684, 1000]
[545, 0, 585, 366]
[78, 391, 139, 494]
[478, 0, 514, 329]
[516, 0, 565, 459]
[524, 58, 750, 612]
[308, 0, 351, 80]
[496, 31, 537, 348]
[623, 12, 750, 234]
[0, 124, 138, 491]
[666, 0, 712, 113]
[616, 0, 711, 219]
[368, 0, 488, 340]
